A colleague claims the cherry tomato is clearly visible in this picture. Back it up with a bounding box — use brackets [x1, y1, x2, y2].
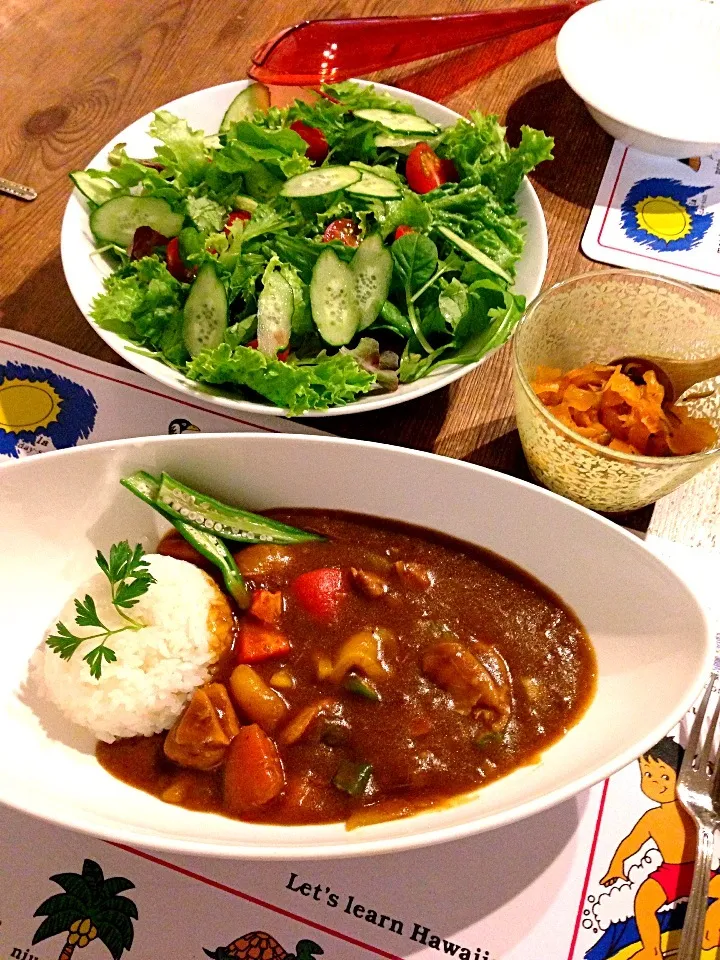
[322, 218, 360, 247]
[247, 339, 290, 362]
[225, 209, 252, 235]
[405, 143, 456, 194]
[290, 120, 329, 163]
[165, 236, 192, 282]
[394, 225, 415, 241]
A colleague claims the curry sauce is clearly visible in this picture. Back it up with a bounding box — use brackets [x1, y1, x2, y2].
[97, 510, 596, 827]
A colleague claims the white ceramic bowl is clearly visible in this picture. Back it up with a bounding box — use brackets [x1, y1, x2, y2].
[0, 434, 712, 858]
[556, 0, 720, 158]
[60, 80, 547, 418]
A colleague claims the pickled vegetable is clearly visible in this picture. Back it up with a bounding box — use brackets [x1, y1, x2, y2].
[532, 363, 717, 456]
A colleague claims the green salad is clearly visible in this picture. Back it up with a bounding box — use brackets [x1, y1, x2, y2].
[74, 82, 553, 415]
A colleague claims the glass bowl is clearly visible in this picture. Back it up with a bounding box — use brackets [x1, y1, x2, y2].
[513, 270, 720, 513]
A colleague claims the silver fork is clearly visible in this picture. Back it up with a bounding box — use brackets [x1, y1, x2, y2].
[677, 672, 720, 960]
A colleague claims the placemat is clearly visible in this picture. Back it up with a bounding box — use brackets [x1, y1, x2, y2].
[582, 143, 720, 291]
[1, 330, 719, 960]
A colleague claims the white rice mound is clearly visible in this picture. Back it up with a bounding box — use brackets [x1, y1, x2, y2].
[34, 554, 232, 743]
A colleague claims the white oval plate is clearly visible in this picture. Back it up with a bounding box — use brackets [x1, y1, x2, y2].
[60, 80, 548, 418]
[0, 433, 711, 858]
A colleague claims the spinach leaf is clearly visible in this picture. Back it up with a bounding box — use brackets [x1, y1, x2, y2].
[391, 233, 438, 292]
[438, 278, 469, 328]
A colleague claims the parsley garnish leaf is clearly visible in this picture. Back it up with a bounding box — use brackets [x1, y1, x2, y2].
[46, 541, 154, 679]
[97, 540, 156, 612]
[74, 594, 107, 630]
[83, 643, 118, 681]
[46, 622, 85, 661]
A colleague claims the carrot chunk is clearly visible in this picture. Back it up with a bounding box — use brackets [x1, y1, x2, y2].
[237, 620, 291, 663]
[249, 588, 283, 624]
[224, 724, 285, 814]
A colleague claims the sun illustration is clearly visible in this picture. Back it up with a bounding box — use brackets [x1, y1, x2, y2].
[634, 196, 692, 243]
[0, 377, 63, 432]
[620, 177, 713, 252]
[0, 361, 97, 458]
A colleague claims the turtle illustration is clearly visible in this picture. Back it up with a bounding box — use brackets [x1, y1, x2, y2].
[203, 932, 323, 960]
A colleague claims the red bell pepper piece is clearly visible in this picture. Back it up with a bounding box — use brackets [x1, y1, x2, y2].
[291, 568, 348, 623]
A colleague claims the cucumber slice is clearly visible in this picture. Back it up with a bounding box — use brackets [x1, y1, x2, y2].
[182, 263, 228, 358]
[310, 248, 361, 346]
[156, 473, 325, 544]
[354, 109, 439, 135]
[374, 134, 434, 153]
[280, 166, 361, 198]
[70, 171, 118, 205]
[346, 170, 401, 200]
[350, 234, 393, 330]
[232, 194, 259, 213]
[89, 196, 184, 247]
[220, 82, 271, 133]
[437, 225, 513, 284]
[257, 270, 293, 358]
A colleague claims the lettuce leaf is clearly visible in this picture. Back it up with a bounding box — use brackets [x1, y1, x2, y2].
[437, 111, 553, 202]
[186, 344, 375, 414]
[90, 258, 187, 364]
[148, 111, 208, 186]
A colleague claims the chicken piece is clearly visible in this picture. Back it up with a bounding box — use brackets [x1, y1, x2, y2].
[395, 560, 433, 591]
[164, 683, 240, 770]
[350, 567, 389, 599]
[422, 642, 511, 731]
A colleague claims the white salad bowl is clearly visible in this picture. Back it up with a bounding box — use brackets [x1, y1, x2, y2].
[0, 433, 712, 859]
[60, 79, 548, 418]
[556, 0, 720, 158]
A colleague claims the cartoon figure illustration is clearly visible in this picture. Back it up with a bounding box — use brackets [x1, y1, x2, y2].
[169, 417, 201, 434]
[598, 737, 696, 959]
[0, 361, 97, 458]
[203, 931, 323, 960]
[620, 178, 713, 252]
[32, 858, 138, 960]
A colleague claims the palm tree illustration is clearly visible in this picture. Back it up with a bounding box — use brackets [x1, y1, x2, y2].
[32, 858, 138, 960]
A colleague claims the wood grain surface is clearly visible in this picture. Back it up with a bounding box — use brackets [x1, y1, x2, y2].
[1, 0, 718, 548]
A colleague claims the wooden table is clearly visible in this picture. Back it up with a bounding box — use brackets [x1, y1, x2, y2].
[1, 0, 718, 549]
